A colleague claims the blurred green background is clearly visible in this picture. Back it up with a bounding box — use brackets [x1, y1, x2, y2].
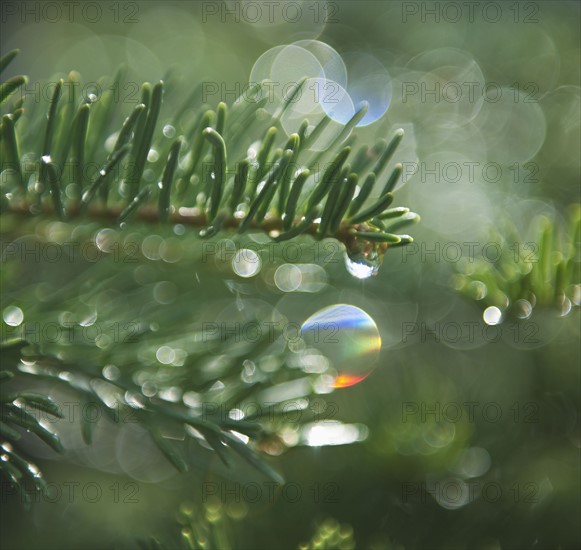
[1, 1, 579, 549]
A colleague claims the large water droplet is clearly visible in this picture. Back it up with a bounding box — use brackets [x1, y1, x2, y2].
[343, 251, 380, 279]
[300, 304, 381, 388]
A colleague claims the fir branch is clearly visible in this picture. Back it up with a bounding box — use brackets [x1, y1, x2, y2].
[0, 51, 419, 269]
[454, 206, 580, 318]
[0, 51, 423, 499]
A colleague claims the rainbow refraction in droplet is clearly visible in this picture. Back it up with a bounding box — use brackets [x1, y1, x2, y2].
[300, 304, 381, 388]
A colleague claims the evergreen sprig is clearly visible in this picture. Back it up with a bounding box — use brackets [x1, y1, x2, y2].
[453, 206, 580, 319]
[0, 49, 418, 268]
[0, 343, 62, 510]
[0, 48, 420, 501]
[136, 501, 355, 550]
[0, 309, 315, 499]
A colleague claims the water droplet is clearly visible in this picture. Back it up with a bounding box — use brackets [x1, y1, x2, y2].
[95, 334, 112, 350]
[559, 295, 572, 317]
[95, 228, 118, 253]
[163, 124, 176, 138]
[102, 365, 120, 381]
[159, 386, 181, 402]
[147, 149, 159, 163]
[301, 304, 381, 388]
[3, 306, 23, 326]
[241, 360, 257, 383]
[141, 382, 157, 397]
[105, 131, 119, 153]
[234, 203, 249, 218]
[156, 346, 175, 365]
[65, 183, 78, 199]
[513, 299, 533, 319]
[343, 251, 380, 279]
[125, 391, 146, 409]
[183, 391, 201, 408]
[483, 306, 502, 325]
[79, 311, 97, 327]
[229, 408, 245, 421]
[467, 281, 487, 300]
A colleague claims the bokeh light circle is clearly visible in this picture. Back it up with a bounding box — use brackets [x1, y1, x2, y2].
[343, 51, 393, 126]
[293, 40, 347, 89]
[406, 47, 486, 127]
[250, 45, 323, 116]
[280, 77, 354, 149]
[232, 249, 262, 278]
[300, 304, 381, 388]
[474, 87, 547, 164]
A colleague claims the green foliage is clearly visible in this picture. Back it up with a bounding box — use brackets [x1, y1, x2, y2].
[298, 518, 356, 550]
[0, 47, 424, 503]
[0, 49, 418, 265]
[0, 279, 312, 493]
[0, 343, 61, 510]
[136, 500, 356, 550]
[454, 205, 580, 318]
[0, 45, 423, 518]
